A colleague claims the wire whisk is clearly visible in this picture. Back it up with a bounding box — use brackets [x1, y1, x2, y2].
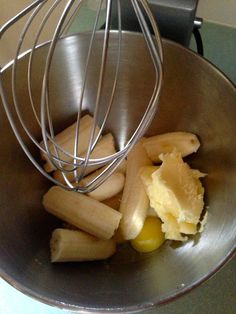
[0, 0, 163, 193]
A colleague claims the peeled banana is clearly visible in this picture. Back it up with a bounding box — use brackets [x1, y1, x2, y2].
[53, 133, 116, 183]
[119, 139, 152, 240]
[50, 228, 116, 262]
[41, 114, 100, 172]
[142, 131, 200, 163]
[43, 186, 122, 239]
[82, 171, 125, 201]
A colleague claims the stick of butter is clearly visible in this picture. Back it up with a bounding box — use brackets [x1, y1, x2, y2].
[140, 151, 206, 241]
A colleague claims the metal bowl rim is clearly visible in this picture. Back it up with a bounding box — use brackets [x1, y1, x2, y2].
[0, 31, 236, 313]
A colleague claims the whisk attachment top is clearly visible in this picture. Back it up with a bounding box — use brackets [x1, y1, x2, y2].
[0, 0, 163, 193]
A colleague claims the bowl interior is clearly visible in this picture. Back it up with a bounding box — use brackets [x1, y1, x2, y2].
[0, 33, 236, 312]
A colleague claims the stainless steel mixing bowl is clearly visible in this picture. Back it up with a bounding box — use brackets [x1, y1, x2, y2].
[0, 32, 235, 313]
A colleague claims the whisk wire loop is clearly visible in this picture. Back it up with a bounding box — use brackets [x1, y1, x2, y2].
[0, 0, 163, 193]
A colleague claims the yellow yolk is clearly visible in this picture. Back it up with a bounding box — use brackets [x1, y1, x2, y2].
[131, 217, 165, 253]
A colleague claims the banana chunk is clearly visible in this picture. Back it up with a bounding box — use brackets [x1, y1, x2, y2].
[119, 139, 152, 240]
[41, 114, 100, 172]
[50, 228, 116, 262]
[142, 132, 200, 163]
[43, 186, 122, 240]
[82, 172, 125, 201]
[53, 133, 116, 183]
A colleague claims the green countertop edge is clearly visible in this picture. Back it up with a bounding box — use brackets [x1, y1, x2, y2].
[190, 21, 236, 84]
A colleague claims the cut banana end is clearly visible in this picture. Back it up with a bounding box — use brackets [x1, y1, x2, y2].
[50, 229, 116, 262]
[43, 186, 122, 240]
[53, 133, 116, 184]
[119, 139, 152, 240]
[142, 132, 200, 163]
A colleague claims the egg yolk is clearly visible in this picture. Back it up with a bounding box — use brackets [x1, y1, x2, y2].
[131, 217, 165, 253]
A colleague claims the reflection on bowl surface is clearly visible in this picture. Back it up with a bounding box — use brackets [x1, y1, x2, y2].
[0, 33, 236, 312]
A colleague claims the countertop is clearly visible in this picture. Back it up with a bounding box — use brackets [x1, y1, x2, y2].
[1, 258, 235, 314]
[0, 5, 236, 314]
